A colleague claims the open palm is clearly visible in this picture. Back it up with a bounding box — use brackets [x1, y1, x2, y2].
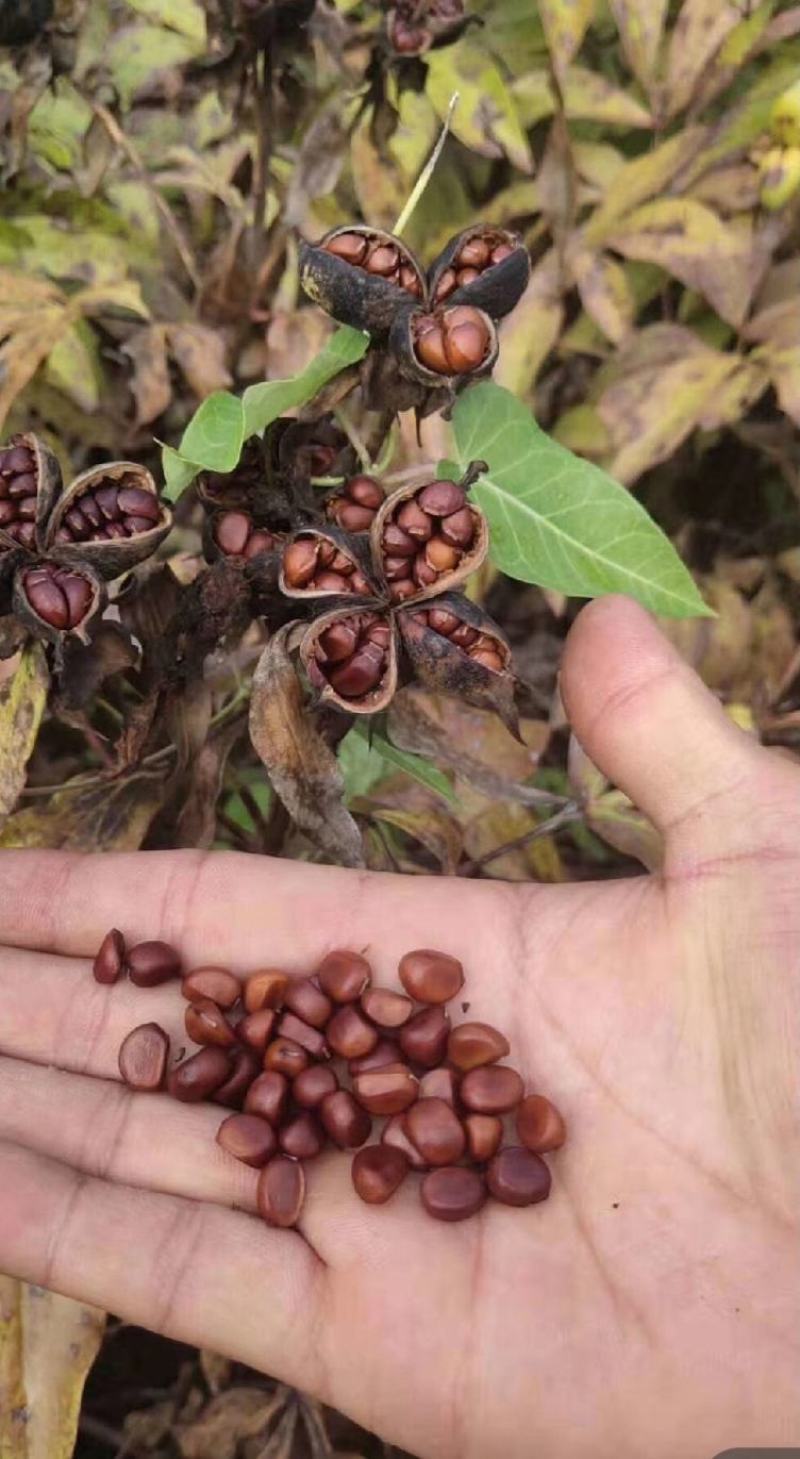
[0, 597, 797, 1459]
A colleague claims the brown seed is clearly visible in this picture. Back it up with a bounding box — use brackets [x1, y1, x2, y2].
[421, 1167, 487, 1222]
[326, 231, 368, 265]
[427, 607, 460, 635]
[23, 574, 69, 628]
[382, 522, 418, 557]
[398, 1006, 450, 1067]
[326, 1004, 379, 1059]
[319, 622, 358, 663]
[244, 529, 276, 559]
[93, 929, 125, 984]
[352, 1145, 409, 1204]
[365, 620, 391, 647]
[353, 1065, 419, 1116]
[491, 241, 514, 264]
[396, 499, 433, 541]
[434, 267, 458, 300]
[127, 940, 181, 987]
[389, 579, 418, 603]
[283, 538, 318, 588]
[216, 1112, 277, 1167]
[329, 647, 386, 699]
[456, 267, 480, 286]
[398, 949, 464, 1004]
[418, 1067, 458, 1105]
[415, 318, 449, 374]
[367, 244, 399, 276]
[283, 977, 333, 1030]
[245, 1069, 289, 1124]
[516, 1094, 566, 1154]
[118, 1022, 169, 1092]
[117, 486, 159, 519]
[464, 1113, 503, 1162]
[316, 949, 371, 1002]
[440, 507, 475, 549]
[349, 1038, 398, 1076]
[451, 622, 479, 649]
[280, 1111, 324, 1160]
[460, 1066, 524, 1114]
[487, 1147, 551, 1206]
[382, 1113, 427, 1168]
[458, 236, 491, 269]
[413, 556, 437, 586]
[347, 475, 384, 509]
[360, 987, 413, 1029]
[399, 264, 422, 295]
[185, 997, 238, 1049]
[320, 1089, 372, 1148]
[425, 536, 460, 573]
[244, 969, 288, 1014]
[444, 317, 489, 374]
[405, 1097, 465, 1166]
[264, 1037, 309, 1077]
[257, 1156, 306, 1227]
[237, 1008, 277, 1054]
[383, 553, 414, 581]
[278, 1011, 329, 1059]
[334, 501, 375, 533]
[213, 1046, 261, 1108]
[313, 570, 352, 593]
[292, 1064, 338, 1109]
[167, 1046, 231, 1102]
[416, 480, 466, 517]
[471, 648, 504, 671]
[214, 511, 251, 556]
[447, 1022, 510, 1072]
[182, 966, 241, 1008]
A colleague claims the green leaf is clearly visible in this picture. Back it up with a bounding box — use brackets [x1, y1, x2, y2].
[425, 43, 534, 174]
[178, 390, 244, 473]
[242, 326, 368, 439]
[450, 382, 710, 619]
[360, 727, 457, 804]
[339, 725, 456, 804]
[161, 445, 200, 499]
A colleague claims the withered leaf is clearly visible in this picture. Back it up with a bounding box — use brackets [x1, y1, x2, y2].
[176, 1385, 287, 1459]
[0, 1278, 105, 1459]
[0, 642, 48, 826]
[249, 627, 365, 868]
[0, 770, 166, 850]
[175, 717, 243, 849]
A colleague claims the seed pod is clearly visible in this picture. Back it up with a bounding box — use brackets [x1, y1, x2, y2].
[14, 561, 103, 646]
[206, 510, 282, 567]
[326, 474, 385, 534]
[387, 9, 430, 54]
[46, 462, 171, 579]
[371, 480, 488, 606]
[398, 590, 518, 733]
[196, 437, 266, 512]
[390, 304, 498, 391]
[276, 415, 354, 488]
[299, 226, 427, 336]
[280, 527, 377, 602]
[0, 432, 62, 554]
[428, 226, 530, 320]
[300, 607, 398, 716]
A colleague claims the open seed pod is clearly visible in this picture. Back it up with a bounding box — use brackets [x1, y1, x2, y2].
[387, 0, 467, 55]
[326, 473, 385, 534]
[428, 226, 530, 319]
[370, 470, 489, 606]
[205, 510, 284, 566]
[390, 303, 498, 390]
[299, 227, 427, 336]
[398, 591, 518, 732]
[196, 437, 267, 512]
[280, 526, 379, 601]
[46, 462, 171, 580]
[275, 416, 355, 486]
[0, 432, 62, 553]
[300, 607, 398, 715]
[13, 559, 104, 647]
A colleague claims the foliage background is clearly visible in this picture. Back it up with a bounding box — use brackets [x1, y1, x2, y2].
[1, 0, 799, 1454]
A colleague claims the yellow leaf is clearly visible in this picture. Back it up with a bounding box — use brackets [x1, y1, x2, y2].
[539, 0, 596, 74]
[512, 66, 652, 129]
[0, 1277, 105, 1459]
[495, 251, 564, 398]
[587, 789, 663, 870]
[349, 117, 404, 232]
[425, 43, 534, 174]
[0, 305, 69, 433]
[71, 279, 149, 320]
[0, 773, 165, 849]
[570, 247, 635, 344]
[761, 346, 800, 425]
[43, 322, 102, 413]
[0, 645, 48, 825]
[664, 0, 743, 118]
[585, 126, 708, 243]
[605, 196, 754, 327]
[608, 0, 669, 93]
[573, 141, 627, 191]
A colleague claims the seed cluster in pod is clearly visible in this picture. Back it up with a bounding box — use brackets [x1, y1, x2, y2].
[308, 612, 391, 701]
[21, 564, 95, 631]
[324, 230, 423, 297]
[326, 475, 384, 533]
[283, 532, 372, 597]
[380, 478, 477, 603]
[0, 441, 38, 547]
[212, 511, 280, 562]
[433, 233, 515, 303]
[413, 305, 492, 377]
[409, 604, 507, 673]
[52, 477, 161, 544]
[100, 931, 566, 1227]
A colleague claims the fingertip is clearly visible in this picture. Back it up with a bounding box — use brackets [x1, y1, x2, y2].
[560, 596, 669, 731]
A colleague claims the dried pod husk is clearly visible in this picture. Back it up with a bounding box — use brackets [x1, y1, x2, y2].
[398, 591, 518, 733]
[369, 473, 489, 606]
[280, 525, 380, 603]
[46, 462, 171, 580]
[387, 0, 468, 55]
[428, 226, 531, 319]
[196, 437, 267, 512]
[276, 416, 355, 487]
[204, 509, 284, 569]
[389, 303, 498, 391]
[300, 607, 398, 716]
[0, 432, 62, 553]
[13, 559, 104, 648]
[299, 226, 427, 337]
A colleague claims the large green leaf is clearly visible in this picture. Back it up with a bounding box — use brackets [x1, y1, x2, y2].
[242, 324, 368, 438]
[450, 383, 710, 619]
[178, 390, 245, 474]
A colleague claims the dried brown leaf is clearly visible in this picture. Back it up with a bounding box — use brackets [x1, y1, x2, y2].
[124, 323, 171, 425]
[177, 1386, 286, 1459]
[0, 643, 49, 826]
[0, 771, 165, 850]
[0, 1278, 105, 1459]
[168, 323, 233, 399]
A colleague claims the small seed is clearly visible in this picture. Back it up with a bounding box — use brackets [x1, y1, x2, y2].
[278, 1011, 329, 1059]
[487, 1147, 551, 1206]
[360, 987, 413, 1029]
[93, 929, 125, 984]
[382, 522, 418, 557]
[280, 1111, 324, 1160]
[396, 500, 433, 541]
[326, 231, 369, 265]
[352, 1145, 409, 1204]
[316, 949, 372, 1002]
[320, 1089, 372, 1148]
[440, 507, 475, 548]
[283, 977, 333, 1030]
[216, 1112, 276, 1167]
[425, 536, 460, 573]
[415, 319, 449, 374]
[389, 579, 418, 603]
[335, 501, 374, 532]
[405, 1097, 465, 1166]
[244, 1070, 289, 1124]
[444, 317, 489, 374]
[456, 267, 481, 286]
[398, 949, 464, 1004]
[213, 1046, 261, 1108]
[451, 622, 479, 649]
[447, 1022, 510, 1072]
[237, 1008, 277, 1054]
[117, 486, 159, 519]
[214, 511, 251, 556]
[326, 1004, 378, 1059]
[264, 1037, 308, 1077]
[398, 1006, 450, 1067]
[182, 966, 241, 1008]
[464, 1113, 502, 1162]
[417, 480, 466, 517]
[127, 940, 181, 987]
[460, 1066, 524, 1114]
[319, 622, 358, 663]
[491, 241, 514, 264]
[516, 1094, 566, 1154]
[421, 1167, 486, 1222]
[24, 575, 69, 628]
[118, 1023, 169, 1092]
[257, 1156, 306, 1227]
[367, 244, 399, 276]
[244, 969, 288, 1013]
[427, 607, 460, 636]
[167, 1046, 231, 1102]
[352, 1065, 419, 1116]
[435, 267, 458, 300]
[184, 997, 237, 1049]
[292, 1064, 338, 1109]
[458, 237, 491, 269]
[283, 538, 318, 588]
[347, 475, 383, 509]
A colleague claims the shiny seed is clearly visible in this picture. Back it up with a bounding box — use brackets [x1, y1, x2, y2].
[277, 1011, 329, 1059]
[352, 1065, 419, 1116]
[237, 1008, 277, 1053]
[418, 1067, 458, 1104]
[487, 1147, 551, 1206]
[292, 1064, 338, 1109]
[167, 1046, 231, 1102]
[398, 948, 464, 1004]
[93, 928, 125, 984]
[516, 1094, 566, 1153]
[212, 1046, 260, 1109]
[244, 970, 288, 1013]
[326, 231, 368, 265]
[349, 1038, 398, 1076]
[182, 966, 241, 1009]
[264, 1037, 308, 1077]
[283, 977, 333, 1029]
[352, 1145, 409, 1204]
[244, 1070, 289, 1124]
[464, 1113, 503, 1162]
[216, 1112, 276, 1167]
[316, 949, 372, 1003]
[382, 1113, 427, 1168]
[127, 940, 181, 987]
[447, 1022, 510, 1071]
[416, 480, 466, 517]
[460, 1066, 524, 1114]
[326, 1004, 378, 1059]
[118, 1022, 169, 1092]
[280, 1111, 324, 1160]
[405, 1097, 465, 1165]
[360, 987, 413, 1029]
[185, 997, 237, 1049]
[320, 1089, 372, 1147]
[421, 1167, 486, 1222]
[398, 1006, 450, 1067]
[257, 1156, 306, 1227]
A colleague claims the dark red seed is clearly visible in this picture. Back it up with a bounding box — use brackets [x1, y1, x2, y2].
[398, 1006, 450, 1068]
[24, 575, 69, 629]
[396, 500, 433, 541]
[491, 242, 514, 264]
[213, 1046, 261, 1108]
[280, 1111, 324, 1160]
[382, 523, 418, 557]
[167, 1046, 231, 1102]
[440, 507, 475, 548]
[318, 622, 358, 663]
[516, 1094, 566, 1153]
[329, 646, 386, 699]
[313, 570, 351, 593]
[283, 977, 333, 1030]
[486, 1147, 551, 1206]
[427, 607, 460, 636]
[93, 928, 125, 984]
[404, 1097, 465, 1165]
[435, 267, 458, 300]
[320, 1089, 372, 1148]
[117, 486, 159, 520]
[216, 1112, 277, 1167]
[237, 1008, 277, 1054]
[95, 485, 120, 519]
[367, 244, 399, 276]
[416, 480, 466, 517]
[244, 969, 288, 1013]
[456, 267, 481, 286]
[360, 987, 413, 1029]
[415, 319, 449, 374]
[181, 966, 241, 1009]
[215, 511, 251, 556]
[326, 231, 369, 265]
[421, 1166, 486, 1222]
[257, 1156, 306, 1227]
[418, 1067, 458, 1105]
[264, 1037, 309, 1077]
[292, 1064, 338, 1109]
[283, 538, 318, 588]
[460, 1066, 524, 1114]
[382, 1113, 427, 1168]
[65, 507, 89, 534]
[244, 1070, 289, 1124]
[349, 1038, 398, 1076]
[458, 237, 491, 269]
[277, 1011, 328, 1059]
[464, 1113, 503, 1163]
[347, 475, 383, 509]
[326, 1004, 378, 1060]
[352, 1145, 409, 1204]
[334, 501, 375, 532]
[127, 940, 181, 987]
[447, 1022, 510, 1071]
[398, 949, 464, 1004]
[185, 997, 238, 1049]
[352, 1065, 419, 1116]
[118, 1022, 169, 1092]
[316, 949, 371, 1003]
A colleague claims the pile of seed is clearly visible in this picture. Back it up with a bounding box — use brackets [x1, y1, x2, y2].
[97, 934, 565, 1227]
[412, 306, 492, 377]
[381, 478, 476, 602]
[308, 612, 391, 700]
[283, 533, 371, 596]
[434, 234, 514, 302]
[0, 439, 38, 547]
[53, 476, 161, 544]
[324, 231, 423, 297]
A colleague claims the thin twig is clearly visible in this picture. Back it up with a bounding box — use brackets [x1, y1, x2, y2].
[393, 91, 459, 236]
[460, 802, 582, 877]
[333, 406, 373, 471]
[90, 101, 202, 293]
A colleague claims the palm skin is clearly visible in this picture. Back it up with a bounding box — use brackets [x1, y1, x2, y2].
[0, 597, 797, 1459]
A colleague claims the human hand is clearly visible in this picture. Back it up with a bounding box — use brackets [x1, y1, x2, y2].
[0, 596, 797, 1459]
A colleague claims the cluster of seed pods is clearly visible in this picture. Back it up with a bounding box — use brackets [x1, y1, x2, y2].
[98, 933, 565, 1227]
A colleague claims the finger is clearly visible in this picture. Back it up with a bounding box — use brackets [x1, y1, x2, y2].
[0, 1139, 325, 1390]
[560, 596, 776, 843]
